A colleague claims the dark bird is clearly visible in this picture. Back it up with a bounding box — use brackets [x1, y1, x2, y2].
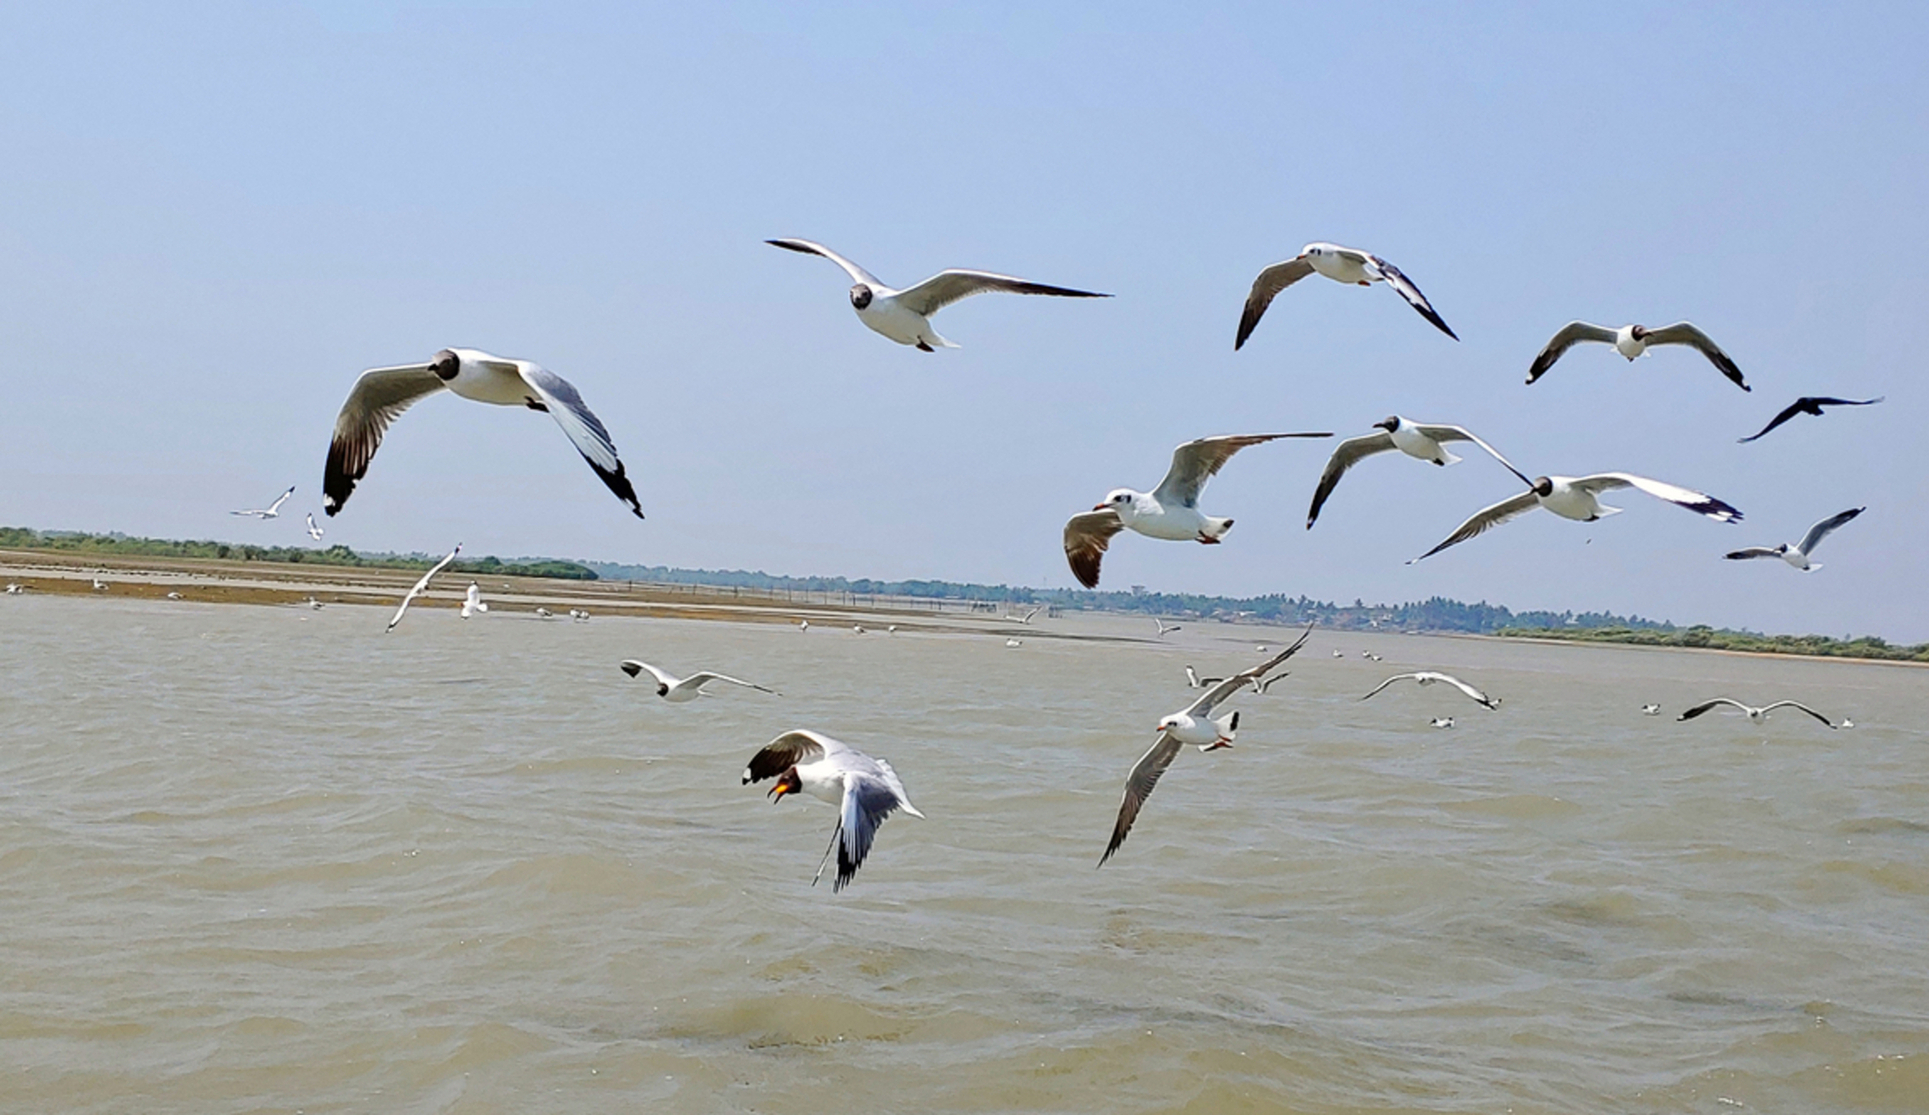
[1738, 396, 1884, 443]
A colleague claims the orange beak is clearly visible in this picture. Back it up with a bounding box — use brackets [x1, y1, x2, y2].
[1094, 503, 1109, 511]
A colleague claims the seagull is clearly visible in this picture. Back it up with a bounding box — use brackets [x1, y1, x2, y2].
[1642, 704, 1661, 716]
[619, 660, 777, 702]
[1306, 416, 1529, 528]
[91, 578, 107, 591]
[305, 513, 325, 541]
[459, 582, 488, 619]
[798, 619, 810, 632]
[1005, 638, 1023, 647]
[305, 596, 324, 610]
[1841, 719, 1855, 729]
[534, 607, 553, 618]
[1255, 645, 1267, 653]
[765, 238, 1109, 351]
[1010, 607, 1041, 624]
[1063, 433, 1331, 588]
[742, 729, 923, 892]
[1738, 396, 1884, 443]
[1235, 243, 1457, 349]
[1154, 618, 1182, 638]
[1413, 473, 1742, 561]
[1183, 666, 1226, 690]
[1361, 651, 1382, 662]
[571, 608, 591, 622]
[322, 348, 643, 519]
[1251, 673, 1291, 695]
[1100, 625, 1312, 866]
[887, 625, 900, 634]
[1526, 322, 1748, 391]
[1678, 698, 1836, 729]
[165, 591, 183, 600]
[1360, 671, 1500, 710]
[386, 544, 461, 632]
[852, 625, 867, 635]
[231, 485, 295, 519]
[1430, 716, 1456, 729]
[1725, 507, 1864, 572]
[3, 584, 22, 594]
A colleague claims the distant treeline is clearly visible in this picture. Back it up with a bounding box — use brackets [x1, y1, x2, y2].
[1497, 625, 1929, 663]
[0, 527, 598, 581]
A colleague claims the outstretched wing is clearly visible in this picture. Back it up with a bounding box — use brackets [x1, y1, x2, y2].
[1724, 547, 1782, 561]
[742, 729, 842, 784]
[1643, 323, 1748, 391]
[1678, 698, 1748, 721]
[323, 364, 445, 516]
[1797, 507, 1864, 556]
[1761, 701, 1836, 728]
[688, 672, 779, 696]
[1359, 673, 1419, 701]
[1411, 490, 1542, 561]
[1185, 624, 1314, 717]
[833, 772, 912, 891]
[516, 364, 645, 519]
[1525, 321, 1618, 384]
[1428, 672, 1499, 709]
[1737, 399, 1809, 443]
[1064, 509, 1126, 589]
[1408, 424, 1531, 485]
[765, 238, 884, 287]
[1362, 254, 1458, 340]
[386, 544, 461, 632]
[1234, 257, 1314, 350]
[1099, 733, 1185, 866]
[1154, 432, 1328, 508]
[618, 660, 677, 687]
[265, 486, 295, 515]
[1573, 474, 1742, 523]
[1305, 432, 1396, 528]
[894, 269, 1109, 317]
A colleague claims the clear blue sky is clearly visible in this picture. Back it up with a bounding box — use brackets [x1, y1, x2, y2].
[3, 3, 1924, 639]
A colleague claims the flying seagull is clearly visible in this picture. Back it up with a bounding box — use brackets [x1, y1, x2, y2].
[1526, 322, 1748, 391]
[1063, 432, 1331, 588]
[1431, 717, 1456, 729]
[1235, 242, 1457, 349]
[1306, 416, 1529, 528]
[765, 238, 1109, 351]
[1154, 618, 1182, 638]
[459, 582, 488, 619]
[386, 544, 461, 632]
[1251, 673, 1291, 695]
[1100, 625, 1312, 866]
[619, 659, 778, 702]
[1642, 704, 1661, 716]
[305, 513, 325, 541]
[741, 729, 924, 892]
[1738, 396, 1884, 443]
[1678, 698, 1836, 729]
[1183, 666, 1226, 690]
[1413, 473, 1742, 562]
[1360, 670, 1500, 710]
[323, 348, 643, 519]
[1009, 607, 1041, 624]
[231, 485, 295, 519]
[1725, 507, 1864, 572]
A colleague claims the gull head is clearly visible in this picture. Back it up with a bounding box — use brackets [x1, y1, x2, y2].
[1302, 243, 1324, 259]
[430, 349, 462, 382]
[1097, 489, 1136, 515]
[1531, 476, 1555, 498]
[849, 284, 874, 310]
[1373, 416, 1400, 433]
[768, 768, 802, 802]
[1155, 714, 1183, 735]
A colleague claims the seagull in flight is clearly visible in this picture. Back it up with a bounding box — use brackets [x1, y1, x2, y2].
[305, 513, 325, 541]
[1738, 396, 1884, 443]
[1678, 698, 1836, 729]
[1360, 670, 1500, 709]
[1413, 473, 1742, 561]
[742, 730, 923, 892]
[1063, 432, 1331, 588]
[231, 485, 295, 519]
[765, 238, 1109, 351]
[1153, 618, 1182, 638]
[1526, 322, 1748, 390]
[386, 544, 461, 632]
[1009, 607, 1041, 624]
[1183, 665, 1225, 690]
[1235, 243, 1457, 349]
[1430, 716, 1456, 729]
[323, 348, 643, 519]
[620, 659, 778, 702]
[1642, 704, 1661, 716]
[1725, 507, 1864, 572]
[459, 582, 488, 619]
[1100, 625, 1312, 866]
[1306, 416, 1529, 528]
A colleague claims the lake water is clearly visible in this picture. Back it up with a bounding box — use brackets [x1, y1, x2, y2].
[2, 594, 1926, 1114]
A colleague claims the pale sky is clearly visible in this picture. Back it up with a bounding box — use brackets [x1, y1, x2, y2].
[3, 3, 1924, 639]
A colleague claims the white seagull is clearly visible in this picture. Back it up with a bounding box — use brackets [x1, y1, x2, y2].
[1100, 625, 1312, 866]
[459, 582, 488, 619]
[1236, 242, 1457, 350]
[1678, 698, 1836, 729]
[1183, 666, 1226, 690]
[1642, 704, 1661, 716]
[3, 583, 23, 594]
[765, 238, 1109, 351]
[1009, 607, 1041, 624]
[1251, 673, 1291, 695]
[165, 591, 183, 600]
[386, 545, 461, 632]
[305, 513, 325, 541]
[742, 730, 923, 892]
[1063, 432, 1331, 588]
[619, 660, 777, 702]
[1306, 416, 1529, 528]
[91, 578, 108, 591]
[322, 348, 643, 519]
[1725, 507, 1864, 572]
[231, 485, 295, 519]
[1331, 649, 1344, 658]
[1005, 637, 1023, 647]
[1154, 618, 1183, 638]
[1413, 473, 1742, 561]
[1430, 716, 1456, 729]
[305, 596, 324, 610]
[1527, 322, 1748, 391]
[534, 607, 554, 618]
[1360, 671, 1501, 710]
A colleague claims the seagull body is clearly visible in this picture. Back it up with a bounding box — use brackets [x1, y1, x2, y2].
[1236, 243, 1457, 349]
[1725, 507, 1864, 571]
[231, 485, 295, 519]
[1678, 698, 1835, 729]
[766, 239, 1109, 351]
[1739, 396, 1884, 443]
[1527, 322, 1747, 390]
[322, 348, 643, 519]
[1063, 432, 1330, 588]
[386, 545, 461, 632]
[1642, 704, 1661, 716]
[798, 620, 809, 632]
[1360, 670, 1500, 710]
[1101, 625, 1312, 866]
[459, 582, 488, 619]
[742, 730, 923, 892]
[305, 597, 324, 610]
[1431, 716, 1456, 729]
[305, 513, 325, 541]
[1307, 416, 1528, 528]
[1414, 473, 1742, 561]
[619, 659, 777, 702]
[534, 607, 554, 618]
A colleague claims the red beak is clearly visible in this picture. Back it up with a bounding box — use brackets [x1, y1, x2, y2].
[1094, 503, 1109, 511]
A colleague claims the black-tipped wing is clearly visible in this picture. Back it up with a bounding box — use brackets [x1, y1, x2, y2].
[894, 269, 1110, 317]
[1743, 396, 1883, 442]
[1234, 257, 1313, 350]
[1798, 507, 1864, 556]
[1575, 474, 1743, 523]
[385, 544, 460, 632]
[1154, 433, 1327, 508]
[1644, 323, 1748, 391]
[1526, 321, 1618, 384]
[322, 364, 444, 516]
[516, 364, 644, 520]
[1307, 432, 1396, 528]
[1724, 546, 1782, 561]
[742, 729, 842, 784]
[1412, 490, 1542, 561]
[765, 238, 884, 287]
[687, 672, 779, 696]
[1065, 509, 1126, 589]
[1363, 254, 1457, 340]
[1761, 700, 1836, 728]
[1183, 623, 1313, 718]
[1678, 698, 1748, 721]
[1408, 424, 1531, 485]
[833, 773, 909, 891]
[1100, 733, 1184, 866]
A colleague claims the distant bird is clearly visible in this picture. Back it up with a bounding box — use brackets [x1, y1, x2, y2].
[534, 607, 554, 618]
[1306, 416, 1529, 528]
[1725, 507, 1864, 572]
[3, 583, 22, 594]
[305, 513, 325, 541]
[1005, 637, 1023, 647]
[386, 544, 461, 632]
[765, 238, 1109, 351]
[1010, 607, 1041, 624]
[619, 660, 777, 702]
[305, 596, 324, 610]
[887, 625, 900, 634]
[1251, 673, 1291, 695]
[1430, 716, 1456, 729]
[1738, 396, 1884, 443]
[1526, 322, 1748, 391]
[1360, 651, 1382, 662]
[165, 591, 183, 600]
[322, 348, 643, 519]
[570, 608, 590, 622]
[1183, 666, 1226, 690]
[460, 582, 488, 619]
[852, 625, 867, 635]
[1360, 671, 1500, 710]
[742, 729, 923, 892]
[1678, 698, 1836, 729]
[1413, 473, 1742, 561]
[1642, 704, 1661, 716]
[1255, 645, 1267, 653]
[231, 485, 295, 519]
[1154, 618, 1182, 638]
[1063, 433, 1331, 588]
[1841, 718, 1855, 729]
[1100, 625, 1312, 866]
[91, 579, 107, 592]
[798, 619, 810, 632]
[1236, 242, 1457, 349]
